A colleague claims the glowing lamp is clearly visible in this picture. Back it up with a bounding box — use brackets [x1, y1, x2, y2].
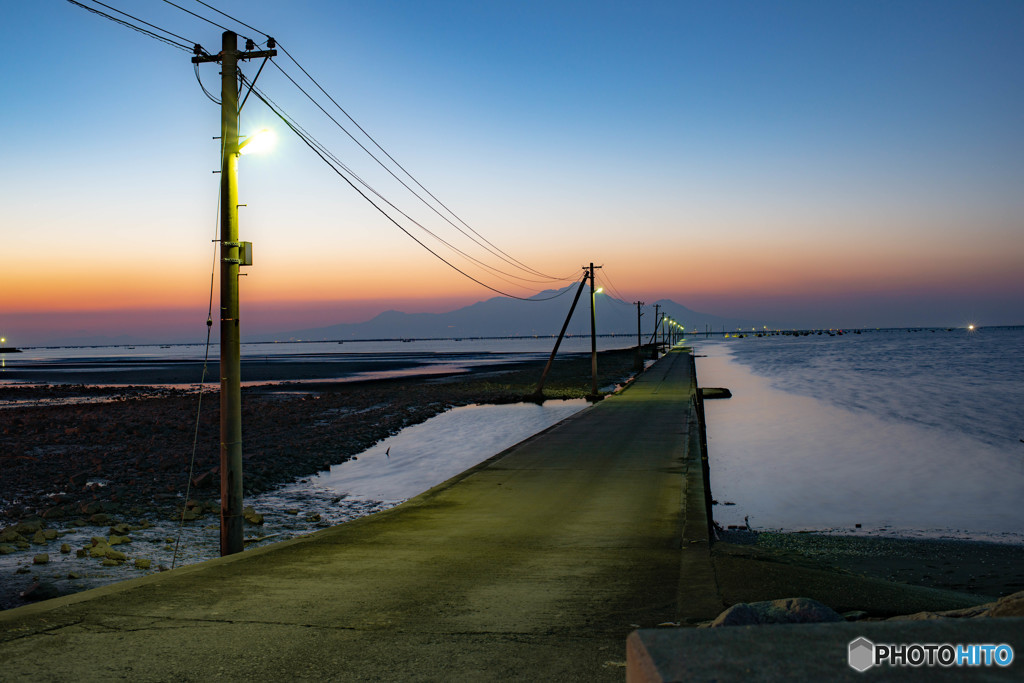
[239, 128, 276, 155]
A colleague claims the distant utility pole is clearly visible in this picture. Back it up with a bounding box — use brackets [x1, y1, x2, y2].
[650, 304, 662, 358]
[587, 262, 603, 397]
[193, 31, 276, 557]
[634, 301, 644, 371]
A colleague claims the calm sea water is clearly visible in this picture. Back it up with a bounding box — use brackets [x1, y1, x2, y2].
[0, 336, 637, 386]
[693, 327, 1024, 543]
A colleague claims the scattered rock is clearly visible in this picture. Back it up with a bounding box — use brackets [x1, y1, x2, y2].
[89, 513, 112, 525]
[711, 598, 844, 627]
[108, 535, 131, 546]
[33, 554, 49, 565]
[101, 558, 122, 566]
[243, 506, 264, 525]
[60, 543, 71, 554]
[31, 530, 47, 545]
[105, 549, 127, 561]
[13, 520, 43, 535]
[0, 544, 15, 554]
[134, 558, 151, 569]
[0, 529, 27, 544]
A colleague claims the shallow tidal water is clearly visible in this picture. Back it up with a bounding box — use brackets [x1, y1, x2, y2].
[694, 330, 1024, 543]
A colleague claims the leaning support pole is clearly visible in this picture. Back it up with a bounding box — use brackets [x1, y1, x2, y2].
[532, 274, 589, 398]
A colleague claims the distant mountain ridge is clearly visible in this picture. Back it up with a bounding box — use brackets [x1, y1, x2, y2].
[260, 285, 763, 342]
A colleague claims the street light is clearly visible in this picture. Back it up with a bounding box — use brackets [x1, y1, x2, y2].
[239, 128, 276, 155]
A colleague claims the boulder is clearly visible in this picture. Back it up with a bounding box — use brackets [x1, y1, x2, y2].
[134, 558, 152, 570]
[60, 543, 71, 554]
[105, 549, 127, 561]
[711, 598, 844, 627]
[31, 530, 47, 545]
[0, 529, 27, 544]
[33, 554, 50, 565]
[12, 520, 43, 535]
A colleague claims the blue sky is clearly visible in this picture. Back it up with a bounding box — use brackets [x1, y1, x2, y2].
[2, 1, 1022, 344]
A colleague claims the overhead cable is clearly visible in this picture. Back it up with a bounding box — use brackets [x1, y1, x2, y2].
[244, 84, 574, 302]
[66, 0, 195, 52]
[243, 79, 570, 290]
[270, 60, 575, 284]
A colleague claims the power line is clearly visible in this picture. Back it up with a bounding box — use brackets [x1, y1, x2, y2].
[596, 268, 633, 306]
[243, 82, 575, 303]
[160, 0, 236, 37]
[66, 0, 195, 52]
[193, 63, 220, 104]
[190, 0, 269, 40]
[269, 60, 575, 285]
[271, 47, 571, 283]
[242, 79, 565, 290]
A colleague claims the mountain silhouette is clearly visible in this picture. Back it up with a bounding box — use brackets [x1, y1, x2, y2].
[263, 285, 763, 341]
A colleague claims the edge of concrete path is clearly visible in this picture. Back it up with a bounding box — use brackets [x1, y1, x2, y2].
[1, 355, 669, 629]
[676, 351, 725, 623]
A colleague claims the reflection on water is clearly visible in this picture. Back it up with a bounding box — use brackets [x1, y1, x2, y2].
[696, 341, 1024, 543]
[286, 399, 589, 502]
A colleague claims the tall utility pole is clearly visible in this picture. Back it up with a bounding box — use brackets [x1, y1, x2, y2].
[587, 262, 602, 397]
[193, 31, 276, 556]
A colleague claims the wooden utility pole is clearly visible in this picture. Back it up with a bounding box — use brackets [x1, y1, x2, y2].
[193, 31, 276, 556]
[633, 301, 644, 371]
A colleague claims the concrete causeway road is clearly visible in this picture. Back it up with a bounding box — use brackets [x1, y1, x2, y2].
[0, 349, 721, 681]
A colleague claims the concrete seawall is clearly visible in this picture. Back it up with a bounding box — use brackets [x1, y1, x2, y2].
[1, 349, 720, 681]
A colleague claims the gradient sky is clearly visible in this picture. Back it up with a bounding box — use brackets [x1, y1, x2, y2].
[3, 1, 1022, 344]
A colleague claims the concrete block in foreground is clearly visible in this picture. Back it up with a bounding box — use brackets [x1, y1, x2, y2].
[627, 618, 1024, 682]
